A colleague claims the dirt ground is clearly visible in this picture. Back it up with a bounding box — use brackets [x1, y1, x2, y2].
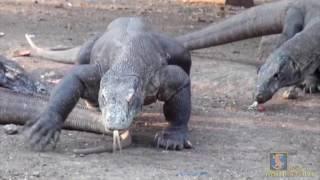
[0, 0, 319, 179]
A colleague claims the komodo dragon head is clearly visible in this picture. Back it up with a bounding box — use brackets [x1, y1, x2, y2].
[255, 54, 304, 104]
[98, 73, 144, 130]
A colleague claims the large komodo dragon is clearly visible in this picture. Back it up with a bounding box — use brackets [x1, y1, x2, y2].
[26, 0, 320, 105]
[24, 17, 193, 151]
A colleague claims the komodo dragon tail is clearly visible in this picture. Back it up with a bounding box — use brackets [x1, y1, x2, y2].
[0, 87, 107, 134]
[0, 87, 132, 153]
[25, 34, 80, 64]
[176, 0, 289, 50]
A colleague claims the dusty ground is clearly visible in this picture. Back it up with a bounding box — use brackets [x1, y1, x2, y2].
[0, 0, 319, 179]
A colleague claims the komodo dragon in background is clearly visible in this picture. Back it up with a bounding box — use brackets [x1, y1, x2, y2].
[23, 17, 193, 151]
[25, 0, 320, 105]
[178, 0, 320, 104]
[257, 34, 320, 99]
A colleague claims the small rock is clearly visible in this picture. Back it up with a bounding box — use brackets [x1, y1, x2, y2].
[54, 3, 64, 8]
[3, 124, 19, 135]
[0, 32, 5, 37]
[307, 117, 317, 121]
[197, 17, 207, 23]
[282, 88, 298, 99]
[79, 153, 85, 157]
[32, 171, 40, 177]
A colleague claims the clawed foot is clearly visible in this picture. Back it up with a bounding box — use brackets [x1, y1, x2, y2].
[283, 75, 320, 100]
[23, 111, 63, 151]
[154, 127, 192, 150]
[300, 75, 320, 94]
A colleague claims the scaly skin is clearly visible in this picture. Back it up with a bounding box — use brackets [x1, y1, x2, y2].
[177, 0, 320, 103]
[25, 34, 81, 64]
[258, 34, 320, 99]
[0, 87, 106, 134]
[0, 87, 133, 153]
[0, 55, 47, 94]
[24, 17, 193, 151]
[256, 18, 320, 103]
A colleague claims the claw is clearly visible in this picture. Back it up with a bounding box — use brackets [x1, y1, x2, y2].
[165, 141, 170, 150]
[172, 142, 177, 150]
[27, 123, 41, 140]
[153, 129, 191, 150]
[184, 140, 193, 149]
[176, 143, 183, 150]
[157, 137, 161, 149]
[154, 133, 159, 144]
[51, 131, 60, 149]
[22, 119, 35, 132]
[40, 130, 54, 150]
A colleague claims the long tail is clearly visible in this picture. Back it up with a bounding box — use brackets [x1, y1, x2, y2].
[176, 0, 290, 50]
[25, 34, 80, 64]
[0, 87, 108, 134]
[0, 87, 134, 153]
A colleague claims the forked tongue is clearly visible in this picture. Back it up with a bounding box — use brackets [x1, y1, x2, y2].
[113, 130, 122, 153]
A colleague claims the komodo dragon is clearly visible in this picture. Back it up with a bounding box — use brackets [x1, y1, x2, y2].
[23, 17, 193, 151]
[178, 0, 320, 104]
[257, 34, 320, 98]
[25, 0, 320, 105]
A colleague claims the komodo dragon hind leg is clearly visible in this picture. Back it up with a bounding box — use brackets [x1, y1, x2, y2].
[76, 33, 102, 65]
[154, 65, 192, 150]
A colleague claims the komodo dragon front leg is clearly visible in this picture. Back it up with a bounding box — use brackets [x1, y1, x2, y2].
[153, 65, 192, 150]
[24, 64, 101, 150]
